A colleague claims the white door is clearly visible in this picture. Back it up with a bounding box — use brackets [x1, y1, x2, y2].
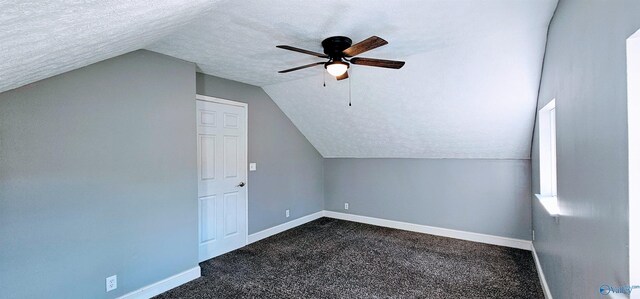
[196, 97, 247, 262]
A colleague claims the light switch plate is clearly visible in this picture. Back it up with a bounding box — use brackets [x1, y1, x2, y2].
[249, 163, 257, 171]
[106, 275, 117, 292]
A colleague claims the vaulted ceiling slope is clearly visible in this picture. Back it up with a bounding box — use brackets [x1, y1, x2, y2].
[149, 0, 558, 159]
[1, 1, 557, 159]
[0, 0, 220, 93]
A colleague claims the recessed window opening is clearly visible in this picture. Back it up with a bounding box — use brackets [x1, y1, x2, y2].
[537, 99, 559, 216]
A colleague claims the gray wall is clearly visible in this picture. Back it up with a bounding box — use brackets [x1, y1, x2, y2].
[0, 51, 198, 298]
[325, 159, 532, 240]
[196, 73, 324, 233]
[531, 1, 640, 297]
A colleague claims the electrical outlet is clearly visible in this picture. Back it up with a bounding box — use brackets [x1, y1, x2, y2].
[532, 230, 535, 241]
[344, 203, 349, 210]
[106, 275, 117, 292]
[285, 209, 290, 218]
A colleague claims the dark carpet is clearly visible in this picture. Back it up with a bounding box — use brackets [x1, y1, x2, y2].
[155, 218, 543, 298]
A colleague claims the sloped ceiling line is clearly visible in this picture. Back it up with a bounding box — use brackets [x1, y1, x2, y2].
[149, 0, 558, 159]
[0, 0, 221, 93]
[528, 0, 561, 159]
[1, 0, 558, 159]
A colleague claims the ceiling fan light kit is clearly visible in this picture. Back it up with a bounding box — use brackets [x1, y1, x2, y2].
[325, 60, 349, 77]
[277, 35, 405, 80]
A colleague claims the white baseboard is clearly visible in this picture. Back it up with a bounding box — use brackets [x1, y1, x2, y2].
[248, 211, 324, 244]
[531, 245, 553, 299]
[117, 266, 201, 299]
[323, 211, 533, 251]
[115, 212, 539, 298]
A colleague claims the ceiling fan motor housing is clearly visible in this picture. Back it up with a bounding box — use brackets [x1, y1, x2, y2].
[321, 36, 352, 58]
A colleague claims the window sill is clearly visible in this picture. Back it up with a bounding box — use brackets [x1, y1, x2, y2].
[535, 194, 559, 217]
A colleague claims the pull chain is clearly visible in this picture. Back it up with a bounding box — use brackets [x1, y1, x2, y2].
[348, 70, 352, 106]
[323, 70, 326, 87]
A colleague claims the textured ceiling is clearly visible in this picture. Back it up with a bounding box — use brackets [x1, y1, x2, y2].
[2, 0, 557, 159]
[150, 0, 557, 159]
[0, 0, 220, 93]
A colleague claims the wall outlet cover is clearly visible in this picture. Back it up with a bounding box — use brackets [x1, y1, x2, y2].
[344, 203, 349, 210]
[285, 209, 290, 218]
[532, 230, 535, 241]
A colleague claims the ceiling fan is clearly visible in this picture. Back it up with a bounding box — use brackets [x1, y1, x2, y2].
[277, 36, 405, 80]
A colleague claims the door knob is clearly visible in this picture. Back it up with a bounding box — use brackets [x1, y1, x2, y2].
[237, 182, 245, 187]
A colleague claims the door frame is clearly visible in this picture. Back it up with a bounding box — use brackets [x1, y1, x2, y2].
[196, 94, 249, 248]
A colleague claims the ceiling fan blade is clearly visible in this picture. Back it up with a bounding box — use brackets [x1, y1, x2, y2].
[278, 62, 325, 73]
[350, 57, 405, 69]
[342, 36, 388, 57]
[276, 45, 328, 58]
[336, 71, 349, 81]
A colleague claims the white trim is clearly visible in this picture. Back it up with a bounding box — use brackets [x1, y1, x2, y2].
[538, 99, 557, 198]
[249, 211, 533, 251]
[628, 29, 640, 299]
[116, 213, 539, 298]
[532, 245, 553, 299]
[196, 94, 247, 108]
[535, 194, 560, 218]
[248, 211, 324, 244]
[323, 211, 532, 251]
[117, 266, 200, 299]
[195, 94, 250, 250]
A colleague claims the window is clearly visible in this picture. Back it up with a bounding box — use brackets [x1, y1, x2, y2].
[536, 99, 559, 216]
